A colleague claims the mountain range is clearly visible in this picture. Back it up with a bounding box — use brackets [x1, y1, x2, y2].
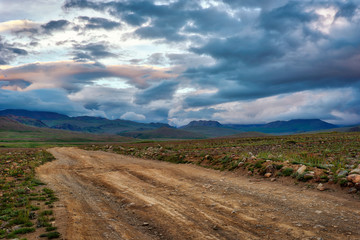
[0, 109, 357, 139]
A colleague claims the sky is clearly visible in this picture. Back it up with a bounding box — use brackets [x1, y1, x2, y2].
[1, 0, 360, 126]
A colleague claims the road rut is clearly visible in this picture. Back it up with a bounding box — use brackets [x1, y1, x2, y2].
[36, 147, 360, 240]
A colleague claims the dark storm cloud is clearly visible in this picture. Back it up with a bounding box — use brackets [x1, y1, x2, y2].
[78, 16, 121, 30]
[41, 19, 70, 33]
[72, 42, 117, 62]
[335, 2, 358, 19]
[0, 79, 31, 89]
[0, 37, 28, 65]
[63, 0, 239, 42]
[0, 88, 92, 116]
[135, 80, 179, 105]
[60, 0, 360, 111]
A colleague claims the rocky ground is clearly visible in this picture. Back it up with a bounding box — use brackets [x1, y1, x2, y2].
[37, 147, 360, 240]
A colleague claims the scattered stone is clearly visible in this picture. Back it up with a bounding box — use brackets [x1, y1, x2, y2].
[348, 188, 358, 194]
[350, 169, 360, 175]
[317, 183, 325, 191]
[264, 173, 272, 178]
[337, 170, 349, 178]
[304, 173, 315, 180]
[265, 164, 275, 173]
[142, 222, 149, 226]
[212, 225, 219, 230]
[270, 178, 276, 182]
[297, 165, 307, 175]
[347, 174, 360, 184]
[315, 210, 322, 214]
[238, 162, 244, 167]
[247, 171, 253, 175]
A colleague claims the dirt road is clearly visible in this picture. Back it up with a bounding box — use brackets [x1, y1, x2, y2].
[36, 147, 360, 240]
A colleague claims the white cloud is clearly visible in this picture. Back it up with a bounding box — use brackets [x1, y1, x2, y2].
[121, 112, 146, 121]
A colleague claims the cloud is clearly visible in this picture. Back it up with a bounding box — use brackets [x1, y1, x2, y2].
[0, 79, 31, 90]
[78, 16, 121, 30]
[1, 0, 360, 125]
[121, 112, 146, 121]
[0, 20, 38, 33]
[0, 88, 94, 116]
[0, 61, 178, 91]
[0, 37, 28, 65]
[210, 88, 360, 125]
[72, 42, 117, 61]
[41, 19, 70, 33]
[135, 80, 179, 105]
[63, 0, 242, 42]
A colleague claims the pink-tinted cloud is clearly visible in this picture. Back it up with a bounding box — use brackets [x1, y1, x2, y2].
[0, 61, 179, 91]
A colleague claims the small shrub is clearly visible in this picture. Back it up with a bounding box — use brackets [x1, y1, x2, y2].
[46, 226, 57, 232]
[39, 210, 53, 216]
[281, 168, 294, 176]
[274, 164, 283, 170]
[12, 227, 35, 234]
[339, 178, 348, 187]
[254, 160, 265, 169]
[40, 231, 60, 239]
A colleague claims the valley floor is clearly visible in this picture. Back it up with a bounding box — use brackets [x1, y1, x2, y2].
[37, 147, 360, 240]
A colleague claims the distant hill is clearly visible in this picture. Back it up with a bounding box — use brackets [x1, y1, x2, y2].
[181, 120, 242, 138]
[0, 109, 69, 120]
[0, 116, 131, 143]
[224, 119, 338, 134]
[0, 109, 342, 139]
[119, 127, 206, 139]
[185, 120, 223, 128]
[5, 115, 48, 128]
[0, 117, 36, 131]
[0, 109, 172, 135]
[349, 126, 360, 132]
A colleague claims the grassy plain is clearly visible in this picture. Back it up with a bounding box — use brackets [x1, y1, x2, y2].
[0, 148, 60, 239]
[85, 132, 360, 189]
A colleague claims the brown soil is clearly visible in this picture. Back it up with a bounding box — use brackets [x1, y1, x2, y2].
[36, 147, 360, 240]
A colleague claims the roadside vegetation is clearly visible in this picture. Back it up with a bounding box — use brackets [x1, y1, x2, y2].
[0, 149, 60, 239]
[84, 132, 360, 194]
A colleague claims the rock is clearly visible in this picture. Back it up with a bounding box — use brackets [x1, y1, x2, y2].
[270, 178, 276, 182]
[297, 165, 307, 175]
[238, 162, 244, 167]
[264, 173, 272, 178]
[265, 165, 275, 173]
[142, 222, 149, 226]
[304, 173, 314, 180]
[317, 183, 325, 191]
[337, 170, 349, 178]
[350, 169, 360, 175]
[348, 188, 358, 194]
[347, 174, 360, 184]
